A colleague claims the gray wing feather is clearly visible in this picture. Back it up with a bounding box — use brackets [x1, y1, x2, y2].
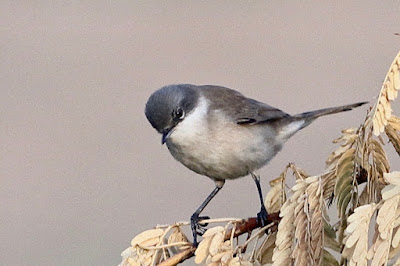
[200, 85, 289, 124]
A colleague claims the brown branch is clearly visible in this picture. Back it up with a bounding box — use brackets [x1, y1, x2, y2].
[224, 213, 281, 241]
[158, 213, 281, 265]
[157, 246, 196, 266]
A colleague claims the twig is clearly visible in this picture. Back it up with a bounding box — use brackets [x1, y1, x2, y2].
[157, 246, 196, 266]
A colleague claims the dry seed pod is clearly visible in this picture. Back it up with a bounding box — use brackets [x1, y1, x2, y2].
[372, 51, 400, 136]
[367, 177, 400, 264]
[265, 175, 286, 213]
[209, 231, 225, 256]
[127, 257, 139, 266]
[392, 226, 400, 249]
[272, 178, 307, 265]
[202, 226, 225, 238]
[384, 172, 400, 186]
[167, 227, 190, 254]
[342, 204, 377, 265]
[256, 232, 277, 264]
[388, 116, 400, 131]
[140, 236, 161, 247]
[130, 228, 164, 248]
[211, 250, 232, 263]
[194, 234, 213, 264]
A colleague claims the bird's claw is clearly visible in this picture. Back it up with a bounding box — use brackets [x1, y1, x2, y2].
[191, 214, 210, 235]
[257, 205, 269, 227]
[191, 213, 210, 246]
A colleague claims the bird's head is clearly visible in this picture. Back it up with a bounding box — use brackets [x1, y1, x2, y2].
[145, 84, 199, 144]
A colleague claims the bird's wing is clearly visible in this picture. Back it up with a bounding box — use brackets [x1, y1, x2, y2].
[237, 98, 290, 124]
[200, 85, 290, 124]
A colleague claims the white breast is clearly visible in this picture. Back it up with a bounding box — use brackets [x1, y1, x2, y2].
[166, 96, 283, 180]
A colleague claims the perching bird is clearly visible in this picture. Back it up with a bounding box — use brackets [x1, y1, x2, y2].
[145, 84, 366, 246]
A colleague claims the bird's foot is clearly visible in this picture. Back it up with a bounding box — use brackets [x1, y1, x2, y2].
[257, 205, 269, 228]
[190, 213, 210, 247]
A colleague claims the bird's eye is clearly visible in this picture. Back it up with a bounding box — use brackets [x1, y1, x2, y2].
[172, 107, 185, 120]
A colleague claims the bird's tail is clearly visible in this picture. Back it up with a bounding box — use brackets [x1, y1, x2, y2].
[276, 101, 367, 141]
[293, 101, 368, 130]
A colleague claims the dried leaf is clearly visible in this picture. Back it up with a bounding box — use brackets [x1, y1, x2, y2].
[272, 180, 301, 266]
[194, 234, 213, 264]
[323, 249, 340, 266]
[274, 176, 326, 265]
[384, 172, 400, 186]
[371, 51, 400, 136]
[211, 250, 232, 263]
[202, 226, 225, 238]
[386, 124, 400, 157]
[389, 116, 400, 130]
[131, 228, 164, 248]
[265, 175, 286, 213]
[209, 231, 224, 256]
[392, 227, 400, 249]
[334, 148, 356, 220]
[167, 227, 190, 254]
[343, 204, 376, 265]
[324, 221, 341, 252]
[326, 129, 358, 169]
[256, 232, 277, 265]
[394, 67, 400, 90]
[140, 236, 160, 247]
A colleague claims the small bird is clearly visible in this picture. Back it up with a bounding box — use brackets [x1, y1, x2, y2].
[145, 84, 366, 246]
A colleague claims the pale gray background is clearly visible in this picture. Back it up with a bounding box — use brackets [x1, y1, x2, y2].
[1, 1, 399, 265]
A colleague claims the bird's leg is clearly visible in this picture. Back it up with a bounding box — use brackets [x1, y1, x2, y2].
[191, 180, 224, 247]
[251, 172, 268, 227]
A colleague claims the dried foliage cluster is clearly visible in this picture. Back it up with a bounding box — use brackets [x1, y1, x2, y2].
[120, 51, 400, 266]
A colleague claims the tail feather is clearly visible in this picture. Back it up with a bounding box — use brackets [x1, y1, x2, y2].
[294, 101, 368, 119]
[275, 101, 367, 141]
[293, 101, 368, 130]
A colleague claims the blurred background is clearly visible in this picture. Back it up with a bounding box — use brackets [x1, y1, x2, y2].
[1, 1, 399, 265]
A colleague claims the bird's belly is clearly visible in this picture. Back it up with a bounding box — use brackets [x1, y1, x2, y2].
[166, 123, 282, 180]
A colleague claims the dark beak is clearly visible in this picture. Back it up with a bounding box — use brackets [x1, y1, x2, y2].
[161, 129, 172, 144]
